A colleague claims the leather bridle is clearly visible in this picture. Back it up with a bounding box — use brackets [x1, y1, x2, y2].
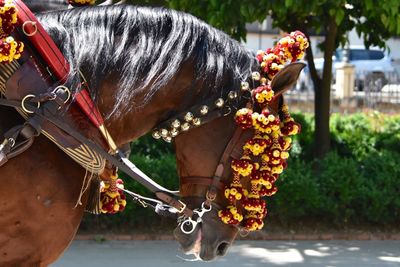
[178, 128, 246, 234]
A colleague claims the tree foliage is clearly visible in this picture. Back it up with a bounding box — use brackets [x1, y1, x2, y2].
[127, 0, 269, 40]
[128, 0, 400, 158]
[262, 0, 400, 158]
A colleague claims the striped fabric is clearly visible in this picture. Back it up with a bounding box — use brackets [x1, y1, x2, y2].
[0, 61, 20, 95]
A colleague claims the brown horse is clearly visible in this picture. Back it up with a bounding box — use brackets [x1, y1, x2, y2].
[0, 4, 303, 265]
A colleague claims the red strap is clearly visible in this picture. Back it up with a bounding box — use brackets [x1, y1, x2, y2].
[14, 0, 70, 82]
[74, 88, 104, 127]
[14, 2, 107, 131]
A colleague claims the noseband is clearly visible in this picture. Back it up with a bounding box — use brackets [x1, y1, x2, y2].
[178, 125, 246, 234]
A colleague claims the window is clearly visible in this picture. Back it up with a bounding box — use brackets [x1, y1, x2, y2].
[336, 49, 385, 61]
[349, 49, 370, 60]
[368, 50, 385, 60]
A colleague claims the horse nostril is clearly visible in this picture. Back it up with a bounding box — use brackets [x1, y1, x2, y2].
[216, 242, 230, 256]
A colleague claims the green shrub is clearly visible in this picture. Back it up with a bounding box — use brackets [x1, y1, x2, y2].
[269, 158, 322, 222]
[268, 112, 400, 228]
[359, 150, 400, 224]
[269, 149, 400, 228]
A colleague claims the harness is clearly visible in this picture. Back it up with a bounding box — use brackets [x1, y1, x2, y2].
[0, 0, 240, 228]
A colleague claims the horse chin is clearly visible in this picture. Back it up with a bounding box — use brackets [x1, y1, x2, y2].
[173, 217, 239, 261]
[183, 228, 203, 260]
[173, 226, 201, 257]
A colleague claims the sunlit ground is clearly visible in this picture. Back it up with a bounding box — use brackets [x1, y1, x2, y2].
[227, 241, 400, 266]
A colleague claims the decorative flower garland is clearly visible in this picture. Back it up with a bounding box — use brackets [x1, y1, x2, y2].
[218, 31, 309, 232]
[99, 173, 127, 214]
[0, 0, 24, 63]
[68, 0, 96, 6]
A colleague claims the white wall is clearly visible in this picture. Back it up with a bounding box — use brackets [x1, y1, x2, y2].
[244, 30, 400, 60]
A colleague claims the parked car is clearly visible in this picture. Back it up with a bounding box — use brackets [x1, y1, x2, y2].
[314, 46, 395, 91]
[296, 46, 396, 91]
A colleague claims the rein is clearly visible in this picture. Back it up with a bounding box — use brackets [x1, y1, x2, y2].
[0, 96, 192, 214]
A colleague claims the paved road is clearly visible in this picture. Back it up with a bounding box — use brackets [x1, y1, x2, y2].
[51, 240, 400, 267]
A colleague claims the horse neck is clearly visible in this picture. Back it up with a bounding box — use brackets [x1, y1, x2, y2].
[95, 61, 196, 146]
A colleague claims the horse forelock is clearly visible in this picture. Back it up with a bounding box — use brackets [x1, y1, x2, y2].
[37, 4, 257, 119]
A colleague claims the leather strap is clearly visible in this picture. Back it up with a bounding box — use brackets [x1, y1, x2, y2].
[180, 176, 225, 190]
[0, 135, 34, 166]
[180, 124, 245, 208]
[155, 191, 193, 217]
[14, 0, 70, 82]
[0, 97, 190, 213]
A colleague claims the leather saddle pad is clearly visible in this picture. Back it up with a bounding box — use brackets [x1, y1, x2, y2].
[3, 53, 106, 174]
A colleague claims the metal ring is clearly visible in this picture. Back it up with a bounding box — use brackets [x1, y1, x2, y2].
[238, 227, 250, 237]
[180, 219, 196, 234]
[7, 138, 15, 147]
[206, 190, 216, 202]
[52, 85, 71, 103]
[201, 202, 212, 211]
[223, 106, 232, 116]
[21, 94, 40, 114]
[22, 21, 37, 37]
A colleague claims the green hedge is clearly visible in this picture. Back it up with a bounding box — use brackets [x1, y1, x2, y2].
[81, 112, 400, 231]
[271, 112, 400, 228]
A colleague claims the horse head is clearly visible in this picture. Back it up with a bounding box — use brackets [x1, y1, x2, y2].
[172, 63, 305, 260]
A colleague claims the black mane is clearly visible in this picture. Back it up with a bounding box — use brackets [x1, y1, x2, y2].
[37, 5, 257, 117]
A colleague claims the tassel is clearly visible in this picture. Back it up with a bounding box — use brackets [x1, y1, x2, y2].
[85, 175, 101, 214]
[99, 173, 127, 214]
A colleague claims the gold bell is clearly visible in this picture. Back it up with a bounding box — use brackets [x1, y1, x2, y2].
[170, 128, 179, 137]
[200, 105, 209, 115]
[181, 122, 190, 131]
[163, 136, 172, 143]
[241, 81, 249, 91]
[152, 130, 161, 139]
[171, 119, 180, 128]
[160, 129, 168, 138]
[228, 91, 238, 99]
[184, 112, 194, 122]
[215, 98, 224, 108]
[192, 118, 201, 126]
[252, 72, 261, 81]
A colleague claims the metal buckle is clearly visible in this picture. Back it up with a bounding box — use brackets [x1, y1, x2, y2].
[206, 190, 216, 202]
[180, 201, 212, 234]
[176, 200, 187, 213]
[52, 85, 71, 103]
[21, 94, 40, 114]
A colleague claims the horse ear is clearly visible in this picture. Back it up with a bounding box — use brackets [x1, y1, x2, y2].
[270, 62, 306, 97]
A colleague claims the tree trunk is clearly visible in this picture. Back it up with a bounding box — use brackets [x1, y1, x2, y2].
[314, 18, 337, 159]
